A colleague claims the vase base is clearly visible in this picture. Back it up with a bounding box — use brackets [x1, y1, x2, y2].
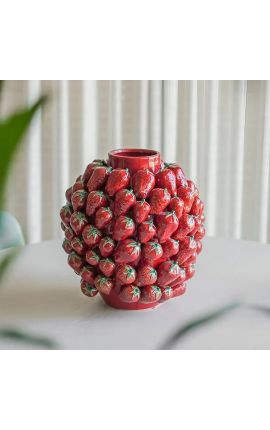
[100, 292, 162, 310]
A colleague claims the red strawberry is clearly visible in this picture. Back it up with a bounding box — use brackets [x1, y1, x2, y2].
[157, 260, 184, 287]
[169, 196, 184, 219]
[105, 168, 130, 196]
[155, 168, 177, 196]
[105, 220, 115, 236]
[60, 204, 73, 226]
[86, 191, 107, 216]
[80, 280, 98, 297]
[174, 236, 197, 265]
[95, 207, 113, 230]
[172, 213, 195, 240]
[184, 262, 195, 281]
[60, 222, 66, 232]
[62, 239, 72, 254]
[87, 166, 111, 192]
[160, 286, 174, 301]
[182, 251, 197, 266]
[155, 211, 179, 243]
[187, 180, 198, 197]
[196, 240, 202, 255]
[68, 252, 84, 272]
[115, 264, 136, 285]
[99, 237, 115, 257]
[133, 200, 150, 224]
[190, 215, 202, 236]
[65, 226, 75, 241]
[194, 225, 205, 240]
[113, 216, 135, 241]
[85, 249, 100, 266]
[72, 176, 85, 193]
[99, 258, 115, 277]
[82, 224, 102, 247]
[138, 219, 156, 243]
[135, 264, 157, 286]
[140, 285, 162, 303]
[149, 188, 171, 214]
[71, 190, 88, 211]
[70, 211, 88, 235]
[94, 275, 113, 295]
[114, 189, 136, 216]
[190, 196, 203, 216]
[114, 239, 141, 264]
[162, 238, 179, 259]
[132, 169, 155, 199]
[71, 236, 87, 255]
[82, 161, 104, 183]
[142, 241, 163, 263]
[177, 185, 195, 213]
[165, 163, 187, 188]
[65, 186, 73, 203]
[119, 285, 141, 303]
[173, 283, 186, 298]
[81, 265, 95, 284]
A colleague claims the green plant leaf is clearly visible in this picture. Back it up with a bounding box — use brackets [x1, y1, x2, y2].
[0, 248, 19, 285]
[159, 302, 241, 350]
[0, 327, 56, 349]
[0, 96, 46, 209]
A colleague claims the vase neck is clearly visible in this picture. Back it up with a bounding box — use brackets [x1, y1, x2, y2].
[108, 149, 161, 175]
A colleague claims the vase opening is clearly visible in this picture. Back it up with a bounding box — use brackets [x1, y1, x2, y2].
[108, 148, 161, 174]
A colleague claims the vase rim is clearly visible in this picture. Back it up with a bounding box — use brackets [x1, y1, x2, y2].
[109, 148, 160, 160]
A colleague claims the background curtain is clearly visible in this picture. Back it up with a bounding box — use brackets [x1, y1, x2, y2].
[1, 80, 270, 244]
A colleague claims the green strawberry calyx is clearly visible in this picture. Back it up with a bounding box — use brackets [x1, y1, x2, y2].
[87, 225, 101, 239]
[132, 287, 140, 298]
[149, 242, 162, 256]
[124, 265, 135, 279]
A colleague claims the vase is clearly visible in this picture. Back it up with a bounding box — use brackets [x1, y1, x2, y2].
[60, 148, 205, 310]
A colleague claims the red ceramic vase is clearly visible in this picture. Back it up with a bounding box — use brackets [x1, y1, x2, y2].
[60, 149, 205, 310]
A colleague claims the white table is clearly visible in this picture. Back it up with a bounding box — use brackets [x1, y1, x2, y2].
[0, 237, 270, 349]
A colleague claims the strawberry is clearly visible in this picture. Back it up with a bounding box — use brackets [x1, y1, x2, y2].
[173, 283, 186, 298]
[85, 249, 100, 266]
[65, 186, 73, 203]
[149, 188, 171, 214]
[133, 200, 150, 224]
[81, 265, 96, 284]
[194, 225, 205, 241]
[68, 252, 84, 272]
[71, 236, 87, 255]
[60, 222, 66, 232]
[95, 207, 113, 230]
[119, 285, 141, 303]
[113, 189, 136, 216]
[187, 180, 198, 197]
[82, 224, 102, 247]
[87, 166, 111, 192]
[99, 237, 115, 257]
[114, 239, 141, 264]
[132, 169, 155, 199]
[135, 264, 157, 286]
[168, 196, 184, 219]
[140, 285, 162, 303]
[113, 216, 135, 241]
[160, 286, 174, 301]
[142, 241, 163, 263]
[172, 213, 195, 240]
[105, 168, 130, 196]
[184, 262, 195, 281]
[190, 196, 203, 216]
[155, 168, 177, 196]
[99, 258, 115, 277]
[70, 211, 88, 235]
[105, 220, 115, 236]
[71, 190, 88, 211]
[157, 260, 184, 287]
[86, 191, 107, 216]
[138, 219, 156, 243]
[65, 226, 74, 241]
[196, 240, 202, 255]
[62, 239, 72, 254]
[162, 238, 179, 259]
[182, 251, 197, 266]
[94, 275, 113, 295]
[60, 204, 73, 226]
[80, 280, 98, 297]
[82, 161, 104, 183]
[177, 185, 195, 213]
[190, 215, 202, 236]
[174, 236, 197, 265]
[165, 163, 187, 188]
[155, 211, 179, 243]
[72, 176, 86, 193]
[115, 264, 136, 285]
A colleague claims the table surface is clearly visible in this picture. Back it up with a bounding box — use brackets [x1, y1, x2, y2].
[0, 237, 270, 349]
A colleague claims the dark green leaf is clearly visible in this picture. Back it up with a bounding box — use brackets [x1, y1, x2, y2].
[0, 96, 46, 209]
[0, 328, 56, 349]
[159, 302, 241, 349]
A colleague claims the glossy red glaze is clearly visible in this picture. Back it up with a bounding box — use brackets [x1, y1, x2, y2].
[100, 288, 160, 310]
[108, 148, 161, 175]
